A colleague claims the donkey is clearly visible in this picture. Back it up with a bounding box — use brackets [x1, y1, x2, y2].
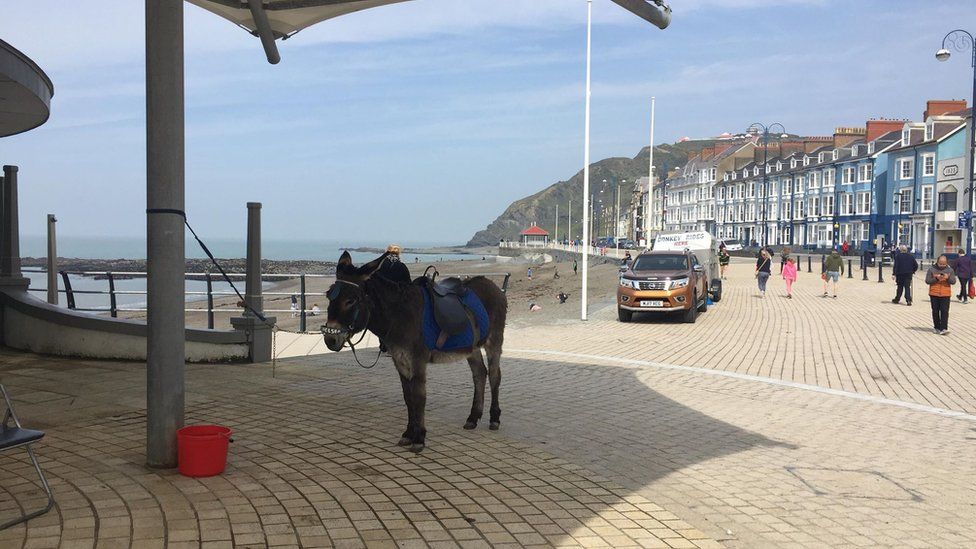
[321, 252, 507, 453]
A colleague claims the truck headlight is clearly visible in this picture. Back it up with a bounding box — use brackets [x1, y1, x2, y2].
[668, 278, 689, 290]
[619, 277, 638, 289]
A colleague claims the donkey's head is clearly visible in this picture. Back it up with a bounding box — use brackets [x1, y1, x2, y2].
[321, 251, 389, 352]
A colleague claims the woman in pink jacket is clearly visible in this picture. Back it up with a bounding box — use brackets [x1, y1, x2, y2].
[782, 256, 798, 299]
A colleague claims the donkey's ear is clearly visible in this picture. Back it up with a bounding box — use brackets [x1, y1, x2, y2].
[338, 250, 353, 268]
[357, 252, 390, 278]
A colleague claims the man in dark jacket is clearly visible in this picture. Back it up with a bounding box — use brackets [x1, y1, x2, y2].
[953, 248, 973, 303]
[891, 244, 919, 305]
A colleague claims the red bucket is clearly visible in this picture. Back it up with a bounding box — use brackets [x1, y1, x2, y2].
[177, 425, 232, 477]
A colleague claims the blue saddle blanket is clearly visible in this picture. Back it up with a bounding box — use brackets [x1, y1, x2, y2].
[421, 288, 490, 352]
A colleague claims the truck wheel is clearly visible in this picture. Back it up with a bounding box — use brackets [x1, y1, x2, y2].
[710, 278, 723, 303]
[697, 286, 708, 313]
[618, 308, 633, 322]
[683, 293, 698, 323]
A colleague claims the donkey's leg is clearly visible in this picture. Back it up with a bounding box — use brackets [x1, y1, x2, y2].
[397, 372, 415, 447]
[464, 350, 488, 430]
[408, 362, 428, 453]
[486, 344, 502, 430]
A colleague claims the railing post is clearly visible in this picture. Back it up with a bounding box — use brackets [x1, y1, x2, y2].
[205, 273, 214, 330]
[807, 255, 812, 273]
[59, 271, 75, 309]
[0, 166, 28, 287]
[231, 202, 275, 363]
[847, 259, 852, 278]
[502, 273, 511, 293]
[862, 261, 868, 281]
[107, 272, 118, 318]
[878, 261, 884, 283]
[47, 214, 58, 305]
[299, 274, 307, 332]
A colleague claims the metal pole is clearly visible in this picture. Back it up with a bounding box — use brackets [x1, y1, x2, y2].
[145, 0, 185, 469]
[46, 214, 57, 305]
[244, 202, 263, 315]
[206, 273, 214, 329]
[968, 42, 976, 257]
[555, 203, 559, 244]
[568, 200, 572, 245]
[581, 0, 592, 321]
[616, 181, 621, 252]
[1, 166, 23, 279]
[246, 0, 281, 65]
[107, 272, 118, 318]
[761, 130, 769, 247]
[647, 97, 655, 239]
[300, 274, 307, 332]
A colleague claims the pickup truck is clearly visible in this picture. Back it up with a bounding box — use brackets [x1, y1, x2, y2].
[617, 250, 711, 323]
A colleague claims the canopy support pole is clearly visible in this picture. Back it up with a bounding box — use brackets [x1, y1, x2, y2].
[247, 0, 281, 65]
[145, 0, 186, 469]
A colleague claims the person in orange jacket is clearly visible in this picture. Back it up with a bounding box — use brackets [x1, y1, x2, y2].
[925, 254, 957, 335]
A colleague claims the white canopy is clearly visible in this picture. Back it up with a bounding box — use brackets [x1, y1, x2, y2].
[186, 0, 412, 38]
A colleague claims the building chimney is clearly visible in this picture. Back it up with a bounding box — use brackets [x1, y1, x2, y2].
[865, 119, 907, 142]
[833, 126, 866, 148]
[802, 136, 832, 153]
[924, 99, 967, 119]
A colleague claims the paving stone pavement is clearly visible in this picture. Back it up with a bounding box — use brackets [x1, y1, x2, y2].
[1, 259, 975, 548]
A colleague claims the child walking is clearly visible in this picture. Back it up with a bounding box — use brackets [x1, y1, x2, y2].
[782, 256, 798, 298]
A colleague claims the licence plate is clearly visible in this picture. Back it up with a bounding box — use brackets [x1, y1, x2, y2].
[639, 300, 664, 308]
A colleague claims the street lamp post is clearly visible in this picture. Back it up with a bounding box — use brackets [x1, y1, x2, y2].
[936, 29, 976, 257]
[747, 122, 787, 248]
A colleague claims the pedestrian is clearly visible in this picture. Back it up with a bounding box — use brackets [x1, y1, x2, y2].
[953, 247, 972, 304]
[377, 244, 411, 284]
[891, 244, 919, 306]
[556, 291, 569, 304]
[755, 249, 772, 297]
[290, 294, 299, 317]
[841, 240, 850, 256]
[527, 267, 533, 280]
[573, 259, 578, 275]
[719, 246, 731, 280]
[782, 256, 798, 298]
[780, 246, 791, 274]
[311, 303, 321, 316]
[926, 255, 957, 335]
[822, 249, 844, 298]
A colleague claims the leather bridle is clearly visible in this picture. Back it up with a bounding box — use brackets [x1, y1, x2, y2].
[322, 279, 382, 368]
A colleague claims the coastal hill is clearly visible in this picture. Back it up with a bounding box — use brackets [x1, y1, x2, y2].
[466, 139, 715, 247]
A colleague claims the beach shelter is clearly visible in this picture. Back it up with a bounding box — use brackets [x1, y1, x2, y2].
[0, 38, 53, 138]
[520, 224, 550, 247]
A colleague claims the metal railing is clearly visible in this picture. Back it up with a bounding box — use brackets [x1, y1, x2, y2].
[23, 268, 512, 332]
[500, 240, 630, 259]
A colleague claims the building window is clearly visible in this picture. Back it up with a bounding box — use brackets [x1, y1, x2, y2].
[804, 157, 810, 166]
[902, 128, 910, 146]
[843, 167, 856, 184]
[898, 189, 913, 214]
[899, 158, 914, 180]
[858, 163, 873, 182]
[795, 199, 804, 217]
[808, 197, 819, 216]
[783, 179, 792, 195]
[923, 154, 935, 176]
[753, 166, 760, 176]
[824, 169, 835, 187]
[868, 142, 875, 154]
[710, 167, 717, 181]
[925, 122, 934, 141]
[841, 193, 853, 215]
[921, 185, 934, 212]
[776, 161, 782, 171]
[856, 191, 871, 214]
[724, 172, 729, 181]
[823, 195, 834, 216]
[809, 172, 819, 189]
[938, 188, 958, 211]
[791, 159, 798, 169]
[748, 182, 755, 198]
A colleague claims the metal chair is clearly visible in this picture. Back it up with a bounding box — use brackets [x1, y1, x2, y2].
[0, 384, 54, 530]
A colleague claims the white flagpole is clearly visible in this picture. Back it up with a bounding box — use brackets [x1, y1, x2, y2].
[581, 0, 593, 321]
[648, 96, 656, 240]
[555, 203, 559, 244]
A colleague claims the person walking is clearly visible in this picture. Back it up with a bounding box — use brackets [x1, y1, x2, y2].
[755, 249, 772, 297]
[822, 249, 844, 298]
[779, 246, 791, 274]
[719, 246, 731, 280]
[782, 256, 798, 298]
[891, 244, 919, 306]
[926, 255, 957, 335]
[573, 258, 578, 275]
[841, 240, 850, 256]
[953, 248, 972, 304]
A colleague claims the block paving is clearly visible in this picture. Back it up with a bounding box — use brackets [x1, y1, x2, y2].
[1, 258, 975, 548]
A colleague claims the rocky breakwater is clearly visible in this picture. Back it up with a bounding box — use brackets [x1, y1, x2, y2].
[21, 258, 336, 281]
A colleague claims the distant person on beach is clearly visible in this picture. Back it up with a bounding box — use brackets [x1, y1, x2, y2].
[529, 302, 542, 312]
[378, 244, 411, 284]
[573, 259, 578, 275]
[782, 256, 798, 299]
[290, 295, 299, 317]
[527, 267, 533, 280]
[554, 268, 560, 279]
[311, 303, 321, 316]
[557, 292, 569, 304]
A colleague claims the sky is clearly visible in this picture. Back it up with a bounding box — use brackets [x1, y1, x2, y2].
[1, 0, 974, 246]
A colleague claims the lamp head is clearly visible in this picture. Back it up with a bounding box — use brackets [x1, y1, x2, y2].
[935, 48, 951, 62]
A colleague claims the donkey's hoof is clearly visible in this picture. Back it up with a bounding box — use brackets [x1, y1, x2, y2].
[409, 443, 425, 453]
[489, 421, 500, 431]
[463, 421, 477, 430]
[397, 437, 412, 447]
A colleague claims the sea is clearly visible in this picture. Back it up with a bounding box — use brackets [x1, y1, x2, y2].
[20, 235, 484, 312]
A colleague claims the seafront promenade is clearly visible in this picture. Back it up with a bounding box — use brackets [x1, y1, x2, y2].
[1, 260, 975, 548]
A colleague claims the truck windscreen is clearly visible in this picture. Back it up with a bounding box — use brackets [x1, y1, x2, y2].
[632, 255, 687, 271]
